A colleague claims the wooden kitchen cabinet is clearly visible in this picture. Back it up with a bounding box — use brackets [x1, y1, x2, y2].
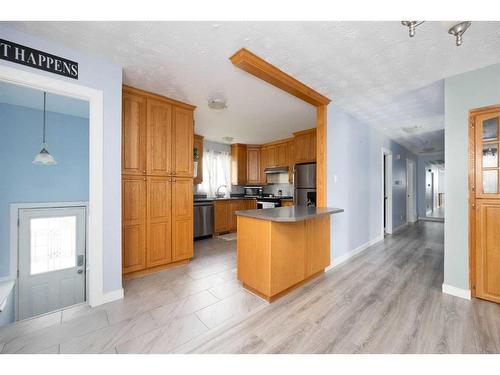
[287, 140, 294, 183]
[246, 146, 261, 185]
[146, 176, 172, 267]
[193, 134, 204, 184]
[172, 177, 194, 261]
[122, 85, 196, 279]
[293, 128, 316, 164]
[231, 144, 247, 186]
[147, 98, 172, 176]
[276, 142, 288, 167]
[281, 199, 294, 207]
[214, 200, 230, 234]
[122, 175, 147, 274]
[122, 92, 147, 176]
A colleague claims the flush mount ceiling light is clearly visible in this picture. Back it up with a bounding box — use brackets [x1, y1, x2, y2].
[207, 98, 227, 110]
[401, 21, 472, 46]
[222, 136, 234, 143]
[33, 92, 57, 166]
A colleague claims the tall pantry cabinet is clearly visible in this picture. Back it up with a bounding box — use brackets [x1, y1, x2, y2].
[122, 85, 195, 278]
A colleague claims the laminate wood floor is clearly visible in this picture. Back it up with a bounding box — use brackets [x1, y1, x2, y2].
[180, 221, 500, 354]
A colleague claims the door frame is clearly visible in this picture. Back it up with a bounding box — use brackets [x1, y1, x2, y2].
[12, 202, 88, 321]
[406, 158, 416, 223]
[0, 64, 106, 308]
[382, 147, 393, 235]
[468, 104, 500, 297]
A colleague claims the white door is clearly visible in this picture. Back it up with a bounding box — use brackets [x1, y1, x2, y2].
[18, 207, 86, 320]
[406, 159, 415, 223]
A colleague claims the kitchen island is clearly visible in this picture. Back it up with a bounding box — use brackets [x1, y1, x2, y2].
[236, 206, 344, 302]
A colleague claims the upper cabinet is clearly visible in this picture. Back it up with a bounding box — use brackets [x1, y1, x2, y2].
[246, 145, 261, 185]
[122, 92, 147, 175]
[122, 86, 195, 178]
[293, 128, 316, 164]
[193, 134, 204, 185]
[231, 144, 247, 186]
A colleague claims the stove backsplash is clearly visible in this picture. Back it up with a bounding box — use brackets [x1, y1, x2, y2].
[263, 183, 294, 197]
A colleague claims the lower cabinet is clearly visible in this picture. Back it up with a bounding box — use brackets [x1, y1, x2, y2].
[122, 175, 193, 278]
[214, 199, 256, 235]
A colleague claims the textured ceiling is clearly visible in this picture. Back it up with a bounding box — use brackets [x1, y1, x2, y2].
[6, 21, 500, 150]
[0, 80, 89, 118]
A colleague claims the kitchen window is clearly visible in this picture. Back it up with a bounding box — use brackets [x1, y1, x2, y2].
[200, 149, 231, 197]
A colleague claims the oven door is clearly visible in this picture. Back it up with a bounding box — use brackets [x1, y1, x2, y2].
[257, 201, 278, 209]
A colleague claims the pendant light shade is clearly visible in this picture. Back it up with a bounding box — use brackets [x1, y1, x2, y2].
[33, 92, 57, 165]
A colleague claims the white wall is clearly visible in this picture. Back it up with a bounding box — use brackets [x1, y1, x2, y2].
[0, 25, 123, 294]
[444, 63, 500, 291]
[327, 105, 417, 262]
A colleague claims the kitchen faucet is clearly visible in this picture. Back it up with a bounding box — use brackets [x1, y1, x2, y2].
[215, 185, 227, 198]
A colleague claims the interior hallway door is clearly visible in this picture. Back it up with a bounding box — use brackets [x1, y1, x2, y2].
[471, 107, 500, 303]
[18, 206, 86, 320]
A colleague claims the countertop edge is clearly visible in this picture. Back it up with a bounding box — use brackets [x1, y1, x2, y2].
[235, 207, 344, 222]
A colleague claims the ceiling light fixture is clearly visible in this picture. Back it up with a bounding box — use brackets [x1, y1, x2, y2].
[401, 21, 472, 46]
[401, 21, 424, 38]
[33, 92, 57, 166]
[222, 136, 234, 143]
[448, 21, 471, 46]
[208, 98, 227, 110]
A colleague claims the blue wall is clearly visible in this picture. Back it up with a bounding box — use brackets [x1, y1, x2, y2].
[0, 103, 89, 278]
[0, 25, 123, 293]
[327, 105, 417, 262]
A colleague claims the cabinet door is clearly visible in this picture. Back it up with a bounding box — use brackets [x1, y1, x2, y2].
[214, 201, 229, 233]
[294, 134, 308, 164]
[193, 135, 204, 184]
[260, 147, 268, 184]
[122, 176, 146, 273]
[309, 131, 317, 162]
[172, 178, 193, 261]
[147, 99, 172, 176]
[172, 107, 194, 177]
[122, 93, 147, 176]
[475, 113, 500, 198]
[475, 200, 500, 303]
[276, 142, 288, 167]
[146, 177, 172, 267]
[229, 200, 244, 232]
[267, 145, 277, 167]
[287, 140, 294, 183]
[247, 147, 261, 184]
[305, 216, 330, 277]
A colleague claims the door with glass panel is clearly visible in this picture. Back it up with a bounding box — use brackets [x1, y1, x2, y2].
[472, 108, 500, 303]
[18, 207, 86, 320]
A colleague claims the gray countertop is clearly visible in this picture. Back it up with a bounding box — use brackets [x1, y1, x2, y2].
[235, 206, 344, 222]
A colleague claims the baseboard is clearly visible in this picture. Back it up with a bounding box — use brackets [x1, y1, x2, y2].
[418, 216, 444, 223]
[442, 284, 471, 300]
[326, 235, 384, 272]
[101, 288, 124, 304]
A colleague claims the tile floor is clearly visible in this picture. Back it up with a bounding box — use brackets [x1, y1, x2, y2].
[0, 237, 266, 354]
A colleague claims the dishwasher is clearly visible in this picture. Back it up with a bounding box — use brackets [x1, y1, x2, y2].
[194, 200, 214, 238]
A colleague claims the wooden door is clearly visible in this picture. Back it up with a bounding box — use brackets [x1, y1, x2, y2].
[172, 177, 193, 261]
[172, 107, 194, 177]
[475, 200, 500, 303]
[122, 92, 147, 176]
[146, 177, 172, 267]
[214, 200, 229, 233]
[471, 107, 500, 303]
[122, 175, 146, 273]
[247, 146, 261, 184]
[147, 99, 172, 176]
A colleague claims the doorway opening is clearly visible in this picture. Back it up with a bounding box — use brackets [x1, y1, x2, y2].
[0, 76, 93, 323]
[424, 160, 445, 221]
[406, 159, 416, 223]
[382, 148, 393, 235]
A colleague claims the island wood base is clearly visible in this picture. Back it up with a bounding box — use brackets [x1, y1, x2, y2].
[237, 214, 330, 302]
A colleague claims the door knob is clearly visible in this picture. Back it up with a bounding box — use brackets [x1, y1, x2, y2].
[77, 269, 83, 274]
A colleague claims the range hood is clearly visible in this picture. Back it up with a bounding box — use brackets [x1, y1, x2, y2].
[264, 166, 289, 174]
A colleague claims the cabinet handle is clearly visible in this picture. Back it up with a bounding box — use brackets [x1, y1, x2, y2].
[143, 177, 146, 181]
[172, 171, 176, 175]
[142, 170, 146, 174]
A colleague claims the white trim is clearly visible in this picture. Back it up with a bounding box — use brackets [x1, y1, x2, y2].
[102, 288, 124, 304]
[326, 235, 384, 272]
[406, 158, 417, 223]
[381, 147, 393, 235]
[0, 65, 105, 309]
[442, 284, 471, 300]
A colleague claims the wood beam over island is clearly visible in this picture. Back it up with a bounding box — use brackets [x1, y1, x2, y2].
[236, 206, 344, 302]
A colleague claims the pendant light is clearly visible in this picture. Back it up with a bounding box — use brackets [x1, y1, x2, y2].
[33, 92, 57, 165]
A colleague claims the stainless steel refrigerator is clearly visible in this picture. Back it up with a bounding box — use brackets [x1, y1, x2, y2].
[294, 162, 317, 206]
